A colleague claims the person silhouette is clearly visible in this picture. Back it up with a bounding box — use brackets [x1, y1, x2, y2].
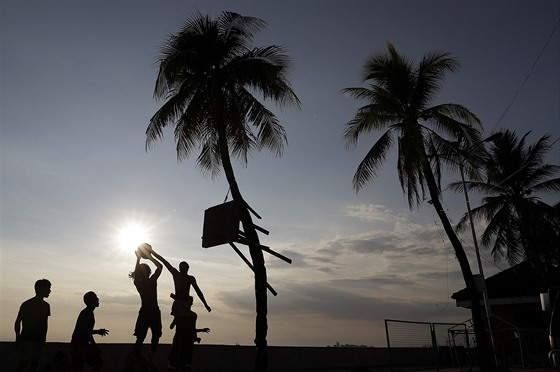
[69, 291, 109, 372]
[168, 308, 210, 371]
[13, 279, 52, 372]
[129, 245, 163, 356]
[143, 244, 211, 371]
[145, 245, 211, 317]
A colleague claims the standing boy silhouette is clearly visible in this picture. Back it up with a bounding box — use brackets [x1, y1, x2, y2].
[69, 291, 109, 372]
[13, 279, 52, 372]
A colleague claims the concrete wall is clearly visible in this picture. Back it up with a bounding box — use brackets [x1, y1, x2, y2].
[0, 342, 439, 371]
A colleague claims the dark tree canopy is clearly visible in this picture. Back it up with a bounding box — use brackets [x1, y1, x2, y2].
[147, 11, 300, 177]
[452, 130, 560, 267]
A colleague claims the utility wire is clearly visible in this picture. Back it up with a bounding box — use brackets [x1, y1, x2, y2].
[487, 17, 560, 191]
[491, 17, 560, 133]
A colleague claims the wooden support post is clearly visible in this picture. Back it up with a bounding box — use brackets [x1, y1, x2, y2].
[237, 236, 292, 264]
[229, 243, 278, 296]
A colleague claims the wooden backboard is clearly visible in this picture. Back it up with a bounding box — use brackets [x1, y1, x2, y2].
[202, 200, 241, 248]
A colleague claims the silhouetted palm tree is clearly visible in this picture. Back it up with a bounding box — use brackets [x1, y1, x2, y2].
[451, 130, 560, 268]
[146, 12, 300, 371]
[342, 42, 493, 370]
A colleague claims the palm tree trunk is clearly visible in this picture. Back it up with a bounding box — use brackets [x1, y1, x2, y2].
[218, 127, 269, 372]
[421, 159, 493, 371]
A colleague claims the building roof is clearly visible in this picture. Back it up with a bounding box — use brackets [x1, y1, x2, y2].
[451, 261, 559, 305]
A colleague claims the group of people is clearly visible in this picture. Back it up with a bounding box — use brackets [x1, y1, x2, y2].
[12, 243, 211, 372]
[13, 279, 108, 372]
[129, 243, 212, 370]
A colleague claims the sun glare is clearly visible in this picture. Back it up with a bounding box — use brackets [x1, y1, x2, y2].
[117, 221, 151, 252]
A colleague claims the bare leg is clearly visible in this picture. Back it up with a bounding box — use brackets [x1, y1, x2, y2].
[150, 335, 159, 353]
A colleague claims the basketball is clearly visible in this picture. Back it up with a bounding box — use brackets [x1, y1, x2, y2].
[137, 243, 152, 259]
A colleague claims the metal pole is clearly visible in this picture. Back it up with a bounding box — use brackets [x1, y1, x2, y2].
[459, 163, 498, 366]
[385, 319, 394, 372]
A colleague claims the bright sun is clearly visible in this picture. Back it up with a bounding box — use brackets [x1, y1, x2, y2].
[117, 221, 151, 252]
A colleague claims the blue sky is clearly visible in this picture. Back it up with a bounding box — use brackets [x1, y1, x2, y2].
[1, 0, 559, 347]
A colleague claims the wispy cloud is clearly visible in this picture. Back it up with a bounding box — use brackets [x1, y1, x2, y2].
[238, 203, 474, 328]
[345, 204, 407, 224]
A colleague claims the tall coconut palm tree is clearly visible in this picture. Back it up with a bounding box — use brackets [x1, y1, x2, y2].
[146, 11, 300, 371]
[451, 130, 560, 268]
[342, 42, 493, 370]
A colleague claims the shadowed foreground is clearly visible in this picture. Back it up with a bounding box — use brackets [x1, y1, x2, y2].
[0, 342, 429, 371]
[1, 342, 556, 371]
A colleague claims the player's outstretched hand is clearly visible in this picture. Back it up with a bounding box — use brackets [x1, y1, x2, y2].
[98, 328, 109, 337]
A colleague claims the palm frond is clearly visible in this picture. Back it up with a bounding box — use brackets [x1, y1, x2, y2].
[397, 128, 427, 207]
[227, 46, 301, 109]
[241, 90, 287, 155]
[529, 176, 560, 195]
[413, 51, 459, 109]
[146, 87, 192, 149]
[480, 204, 520, 258]
[219, 12, 266, 46]
[225, 101, 255, 165]
[343, 103, 401, 148]
[174, 102, 206, 162]
[422, 104, 482, 134]
[352, 130, 394, 191]
[361, 43, 416, 106]
[196, 140, 222, 178]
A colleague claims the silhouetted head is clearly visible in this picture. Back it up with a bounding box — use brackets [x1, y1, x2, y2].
[179, 261, 189, 274]
[83, 291, 99, 307]
[138, 263, 151, 278]
[35, 279, 51, 298]
[129, 262, 152, 280]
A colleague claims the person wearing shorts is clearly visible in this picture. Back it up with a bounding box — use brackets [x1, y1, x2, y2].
[130, 245, 163, 355]
[147, 246, 211, 370]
